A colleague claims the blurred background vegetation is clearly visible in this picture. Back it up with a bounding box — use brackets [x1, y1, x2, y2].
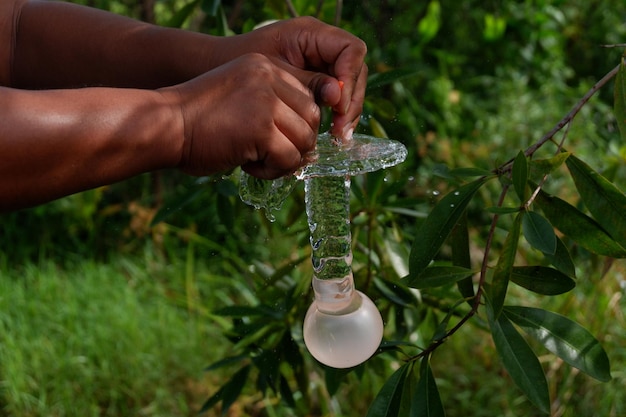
[1, 0, 625, 416]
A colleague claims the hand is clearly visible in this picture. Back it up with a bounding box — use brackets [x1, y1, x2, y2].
[160, 53, 321, 179]
[217, 17, 368, 139]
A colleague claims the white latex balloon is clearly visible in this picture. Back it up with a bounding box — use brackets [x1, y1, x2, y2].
[303, 291, 383, 368]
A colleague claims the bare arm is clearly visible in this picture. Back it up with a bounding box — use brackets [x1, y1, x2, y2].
[0, 85, 182, 210]
[0, 0, 366, 211]
[11, 0, 220, 89]
[9, 1, 367, 136]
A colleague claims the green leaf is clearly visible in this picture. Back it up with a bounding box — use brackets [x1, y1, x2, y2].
[447, 167, 493, 178]
[614, 57, 626, 141]
[366, 362, 410, 417]
[504, 306, 612, 382]
[488, 306, 550, 414]
[201, 0, 222, 16]
[544, 236, 577, 278]
[486, 206, 522, 214]
[522, 211, 557, 255]
[204, 354, 248, 371]
[408, 177, 488, 278]
[324, 367, 353, 397]
[405, 266, 474, 289]
[489, 212, 522, 318]
[529, 152, 571, 180]
[369, 116, 389, 138]
[566, 154, 626, 248]
[418, 1, 441, 43]
[512, 150, 529, 201]
[199, 365, 251, 415]
[411, 358, 445, 417]
[534, 189, 626, 258]
[374, 278, 419, 307]
[367, 68, 424, 90]
[165, 0, 201, 27]
[510, 266, 575, 295]
[450, 212, 475, 300]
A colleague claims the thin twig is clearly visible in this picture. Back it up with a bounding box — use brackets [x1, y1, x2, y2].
[285, 0, 299, 18]
[334, 0, 343, 26]
[499, 62, 621, 174]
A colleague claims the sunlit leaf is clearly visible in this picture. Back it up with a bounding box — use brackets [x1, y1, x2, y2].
[513, 150, 529, 201]
[411, 358, 445, 417]
[489, 212, 522, 318]
[614, 57, 626, 141]
[418, 0, 441, 43]
[408, 177, 489, 278]
[166, 0, 201, 27]
[510, 266, 575, 295]
[522, 211, 557, 255]
[504, 306, 611, 382]
[383, 236, 410, 278]
[566, 154, 626, 248]
[534, 189, 626, 258]
[369, 117, 389, 138]
[366, 362, 410, 417]
[406, 265, 474, 289]
[488, 306, 550, 414]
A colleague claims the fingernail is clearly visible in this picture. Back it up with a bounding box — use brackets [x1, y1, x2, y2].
[342, 126, 354, 140]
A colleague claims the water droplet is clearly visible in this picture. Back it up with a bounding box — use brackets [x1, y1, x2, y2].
[432, 190, 440, 196]
[454, 191, 460, 196]
[450, 204, 455, 208]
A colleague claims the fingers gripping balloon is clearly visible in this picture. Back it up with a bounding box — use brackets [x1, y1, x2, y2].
[240, 132, 407, 368]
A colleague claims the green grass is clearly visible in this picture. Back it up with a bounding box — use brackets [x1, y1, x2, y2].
[0, 255, 228, 417]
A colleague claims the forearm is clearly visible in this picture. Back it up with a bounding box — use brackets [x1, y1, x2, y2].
[0, 86, 182, 210]
[11, 0, 223, 89]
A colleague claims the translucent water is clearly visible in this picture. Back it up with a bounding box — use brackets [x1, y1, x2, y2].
[238, 132, 407, 221]
[238, 132, 407, 368]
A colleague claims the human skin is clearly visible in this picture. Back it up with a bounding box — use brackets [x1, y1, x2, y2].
[0, 0, 367, 211]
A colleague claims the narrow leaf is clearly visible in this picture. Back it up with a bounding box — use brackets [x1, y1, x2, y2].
[522, 211, 557, 255]
[489, 212, 523, 318]
[614, 57, 626, 141]
[411, 358, 445, 417]
[510, 266, 575, 295]
[367, 67, 424, 90]
[374, 278, 419, 307]
[366, 362, 410, 417]
[512, 150, 529, 201]
[447, 167, 493, 178]
[450, 212, 475, 300]
[199, 365, 251, 414]
[504, 306, 611, 382]
[529, 151, 571, 180]
[544, 236, 577, 278]
[166, 0, 201, 27]
[405, 266, 474, 289]
[408, 178, 488, 278]
[534, 189, 626, 258]
[488, 306, 550, 414]
[566, 154, 626, 248]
